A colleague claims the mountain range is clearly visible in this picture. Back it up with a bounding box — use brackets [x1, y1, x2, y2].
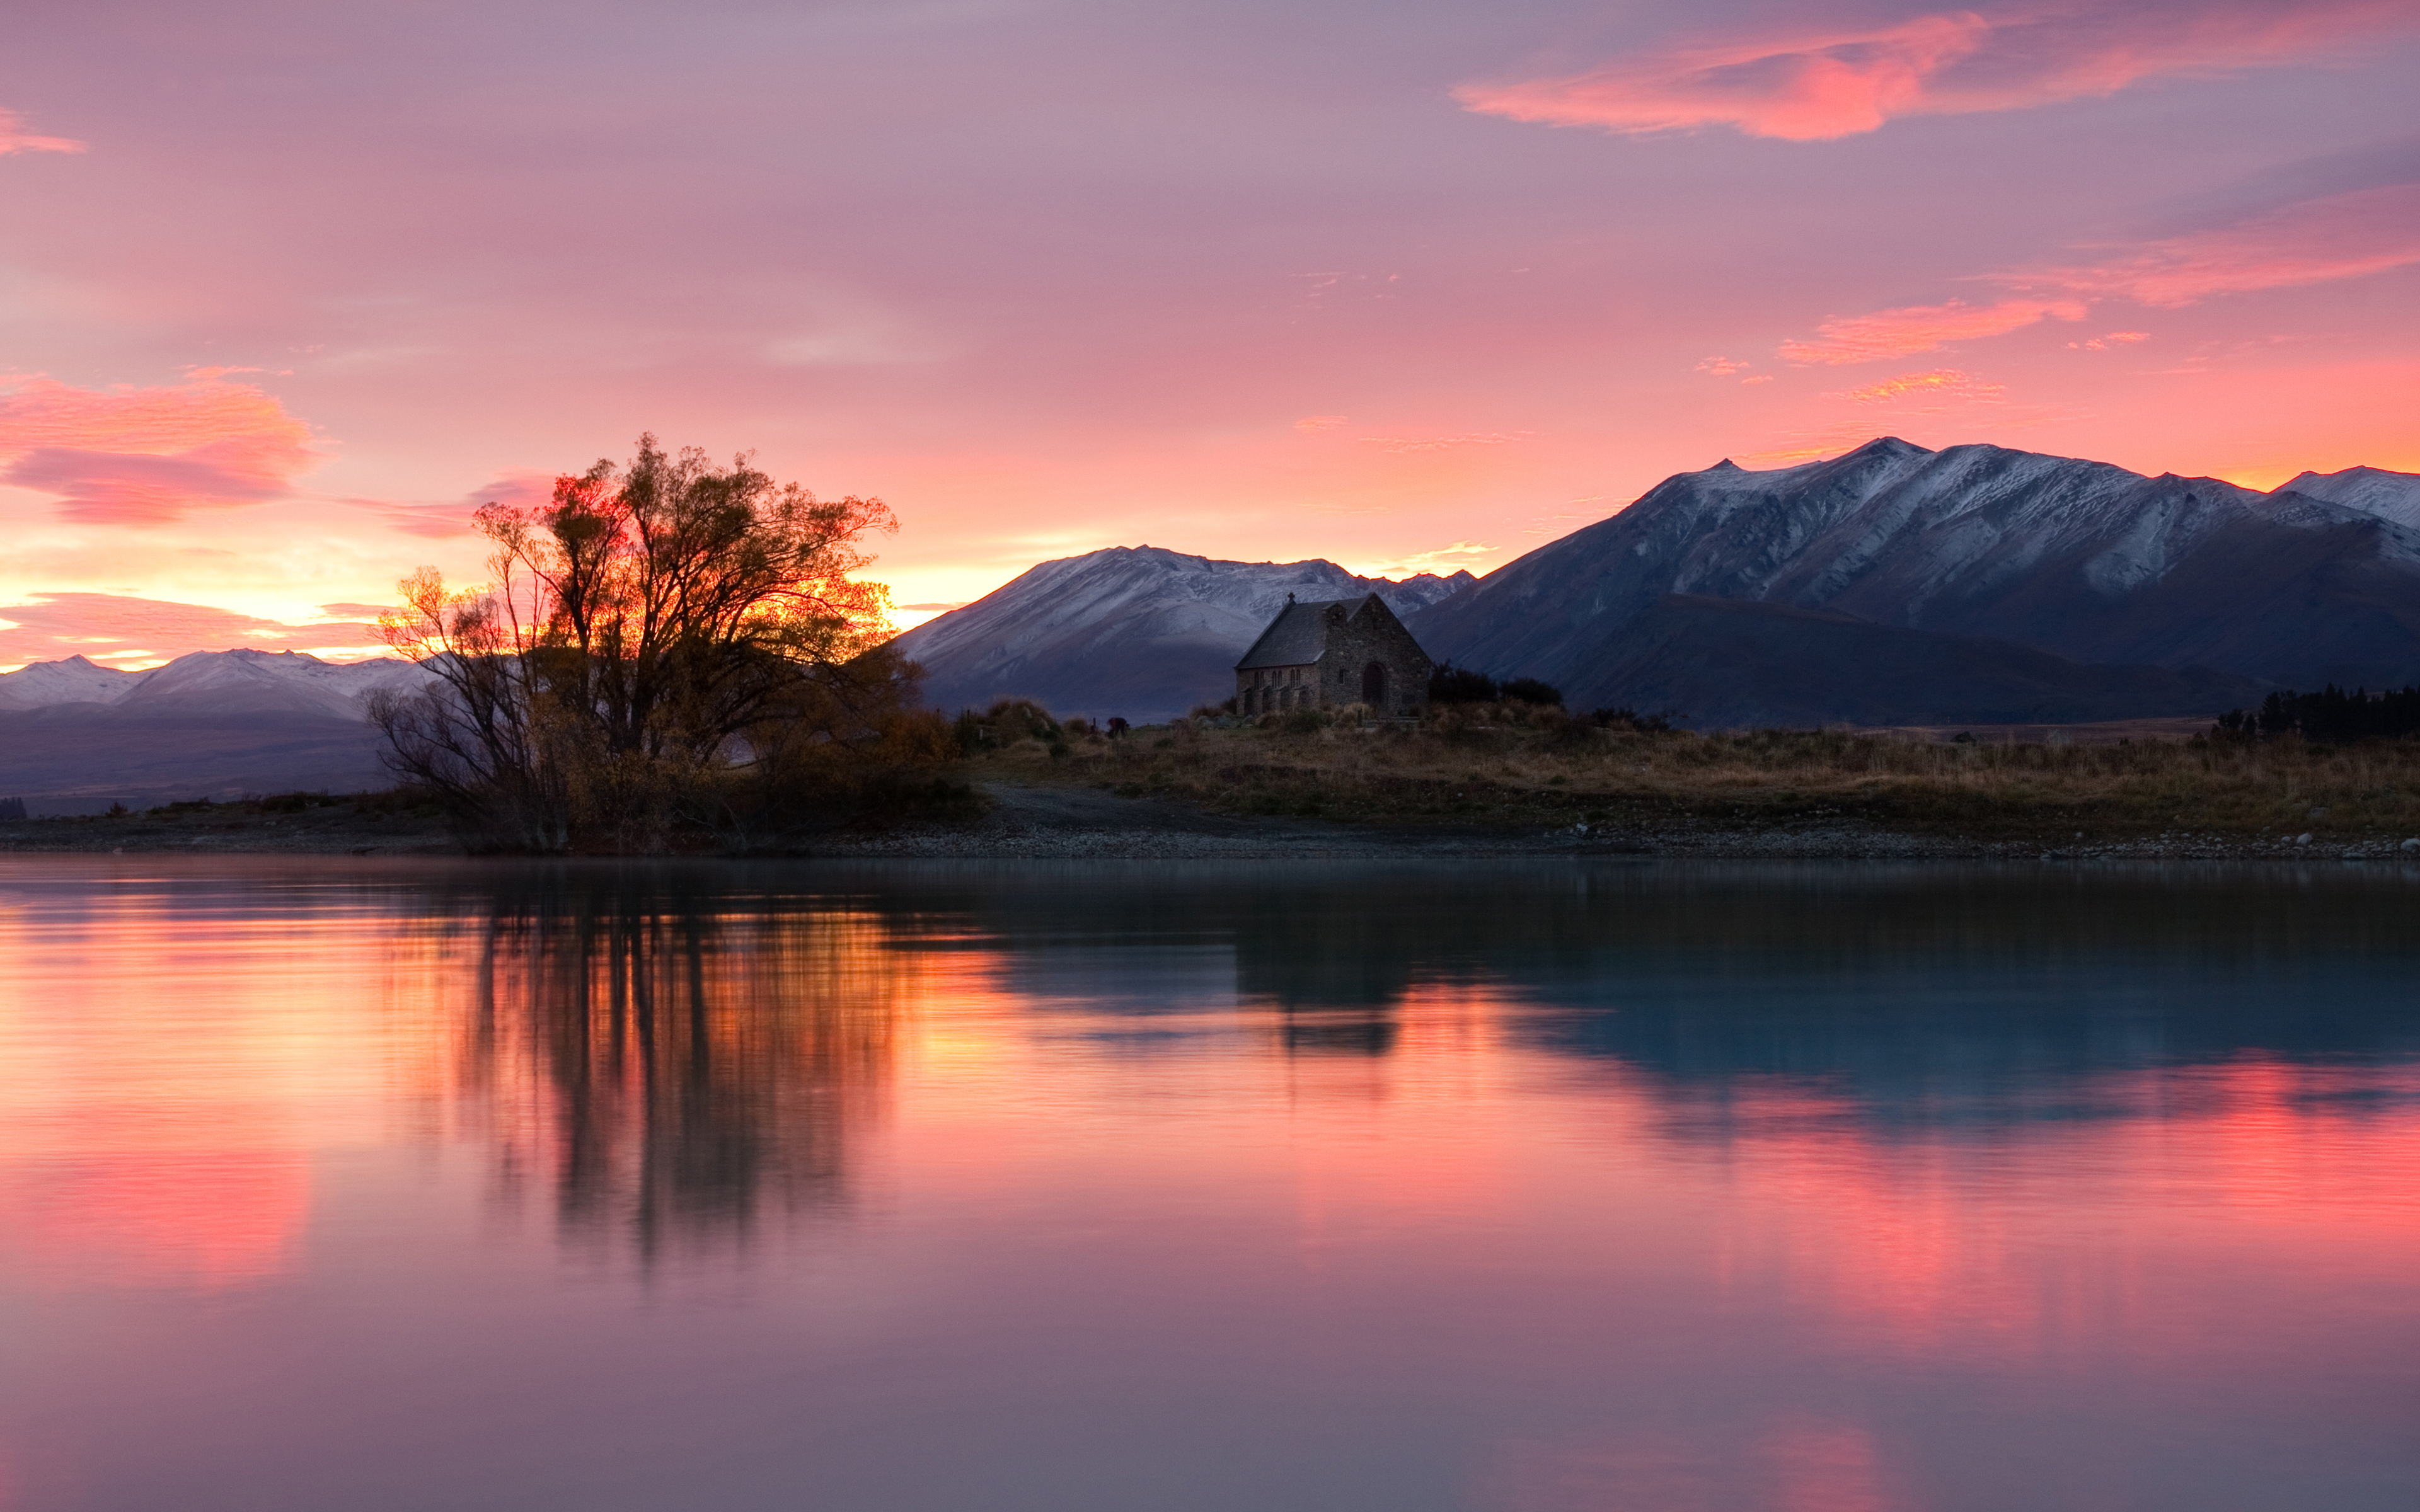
[1411, 439, 2420, 716]
[894, 440, 2419, 727]
[890, 546, 1473, 722]
[0, 650, 429, 814]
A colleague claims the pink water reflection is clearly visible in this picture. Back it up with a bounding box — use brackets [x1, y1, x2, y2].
[0, 858, 2412, 1512]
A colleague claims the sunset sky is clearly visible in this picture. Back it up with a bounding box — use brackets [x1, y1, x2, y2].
[3, 0, 2416, 668]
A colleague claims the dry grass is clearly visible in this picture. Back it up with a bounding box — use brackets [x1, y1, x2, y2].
[962, 703, 2420, 843]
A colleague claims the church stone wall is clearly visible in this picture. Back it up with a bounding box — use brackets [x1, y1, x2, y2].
[1233, 595, 1432, 721]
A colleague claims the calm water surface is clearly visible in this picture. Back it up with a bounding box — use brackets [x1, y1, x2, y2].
[1, 857, 2416, 1511]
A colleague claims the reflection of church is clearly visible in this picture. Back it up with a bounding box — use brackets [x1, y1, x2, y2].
[1234, 592, 1432, 721]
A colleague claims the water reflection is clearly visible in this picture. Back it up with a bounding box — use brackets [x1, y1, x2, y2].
[432, 873, 905, 1260]
[2, 858, 2417, 1512]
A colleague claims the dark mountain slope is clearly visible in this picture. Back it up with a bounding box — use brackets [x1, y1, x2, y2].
[1563, 597, 2261, 728]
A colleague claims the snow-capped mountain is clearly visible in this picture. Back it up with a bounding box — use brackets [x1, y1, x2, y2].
[1412, 438, 2420, 710]
[892, 546, 1473, 721]
[2276, 465, 2420, 532]
[0, 655, 140, 709]
[0, 650, 434, 813]
[0, 648, 432, 714]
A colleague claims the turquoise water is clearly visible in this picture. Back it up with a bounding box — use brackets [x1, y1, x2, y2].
[1, 858, 2416, 1511]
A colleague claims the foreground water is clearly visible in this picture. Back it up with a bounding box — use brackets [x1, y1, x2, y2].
[1, 858, 2415, 1511]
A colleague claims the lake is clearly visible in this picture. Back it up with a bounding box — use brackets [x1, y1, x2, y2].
[1, 857, 2415, 1511]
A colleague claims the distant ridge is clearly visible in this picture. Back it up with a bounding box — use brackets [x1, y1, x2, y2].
[891, 545, 1473, 721]
[0, 649, 430, 814]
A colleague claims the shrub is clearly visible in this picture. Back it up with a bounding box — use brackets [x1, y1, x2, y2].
[1429, 663, 1499, 704]
[1499, 677, 1564, 707]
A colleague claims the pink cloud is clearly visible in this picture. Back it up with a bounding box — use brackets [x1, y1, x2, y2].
[1294, 414, 1349, 433]
[1781, 298, 2087, 365]
[0, 592, 377, 668]
[5, 447, 290, 525]
[1696, 356, 1753, 375]
[0, 375, 319, 524]
[338, 469, 551, 540]
[1783, 181, 2420, 365]
[1455, 2, 2416, 141]
[2010, 183, 2420, 307]
[0, 107, 84, 156]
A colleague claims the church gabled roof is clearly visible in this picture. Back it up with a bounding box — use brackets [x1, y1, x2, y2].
[1235, 597, 1353, 670]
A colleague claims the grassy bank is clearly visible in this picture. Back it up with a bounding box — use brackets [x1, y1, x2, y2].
[961, 703, 2420, 845]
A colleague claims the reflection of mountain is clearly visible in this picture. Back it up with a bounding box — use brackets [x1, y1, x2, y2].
[837, 862, 2420, 1111]
[442, 872, 903, 1259]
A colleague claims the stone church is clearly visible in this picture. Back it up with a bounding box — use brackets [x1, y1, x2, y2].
[1234, 593, 1432, 721]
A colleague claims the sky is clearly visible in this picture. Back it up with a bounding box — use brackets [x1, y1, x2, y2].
[2, 0, 2416, 668]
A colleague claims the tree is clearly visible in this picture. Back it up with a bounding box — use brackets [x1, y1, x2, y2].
[372, 434, 925, 849]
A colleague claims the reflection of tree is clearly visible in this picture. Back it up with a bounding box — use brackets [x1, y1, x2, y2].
[447, 875, 902, 1261]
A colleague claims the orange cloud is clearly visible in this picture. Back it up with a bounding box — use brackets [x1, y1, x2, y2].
[0, 106, 84, 156]
[1697, 356, 1753, 375]
[1294, 414, 1348, 433]
[1835, 368, 2007, 406]
[1780, 298, 2087, 365]
[2070, 331, 2152, 350]
[0, 374, 320, 524]
[1456, 2, 2417, 141]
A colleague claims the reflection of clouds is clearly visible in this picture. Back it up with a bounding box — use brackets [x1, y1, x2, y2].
[0, 1150, 308, 1289]
[1490, 1414, 1899, 1512]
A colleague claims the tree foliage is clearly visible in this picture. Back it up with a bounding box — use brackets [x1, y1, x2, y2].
[372, 435, 943, 849]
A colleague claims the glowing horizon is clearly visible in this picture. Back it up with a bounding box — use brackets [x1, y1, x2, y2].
[3, 0, 2416, 668]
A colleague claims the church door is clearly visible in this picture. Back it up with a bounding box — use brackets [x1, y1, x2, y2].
[1361, 662, 1386, 707]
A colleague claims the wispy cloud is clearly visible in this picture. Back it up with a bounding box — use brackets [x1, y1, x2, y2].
[1348, 541, 1499, 576]
[1456, 2, 2416, 142]
[338, 469, 553, 540]
[0, 374, 319, 524]
[0, 107, 84, 156]
[1294, 414, 1349, 432]
[1356, 431, 1531, 454]
[2008, 182, 2420, 306]
[1782, 299, 2087, 365]
[1832, 369, 2007, 407]
[2069, 331, 2152, 350]
[1779, 181, 2420, 363]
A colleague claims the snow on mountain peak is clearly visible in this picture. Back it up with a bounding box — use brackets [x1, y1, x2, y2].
[0, 648, 432, 714]
[2275, 465, 2420, 531]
